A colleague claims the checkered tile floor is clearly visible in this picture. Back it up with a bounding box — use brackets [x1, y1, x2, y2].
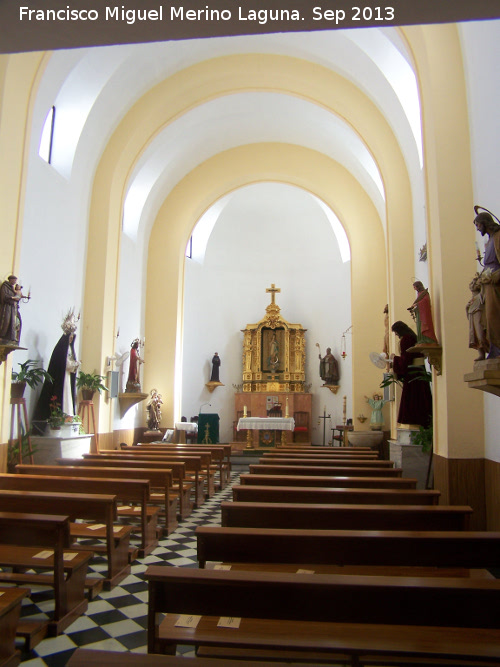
[18, 468, 245, 667]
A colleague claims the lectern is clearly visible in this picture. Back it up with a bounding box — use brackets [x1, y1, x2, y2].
[197, 413, 219, 444]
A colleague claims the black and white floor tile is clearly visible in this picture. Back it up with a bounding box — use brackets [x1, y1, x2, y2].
[18, 469, 244, 667]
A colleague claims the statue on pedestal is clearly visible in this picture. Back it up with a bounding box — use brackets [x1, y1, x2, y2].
[0, 275, 29, 345]
[408, 281, 438, 345]
[318, 347, 339, 386]
[473, 207, 500, 359]
[126, 339, 144, 392]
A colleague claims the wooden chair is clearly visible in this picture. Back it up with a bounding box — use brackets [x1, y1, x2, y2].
[292, 411, 309, 443]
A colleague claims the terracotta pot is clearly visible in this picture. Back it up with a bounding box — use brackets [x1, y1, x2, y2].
[10, 382, 26, 399]
[82, 389, 95, 401]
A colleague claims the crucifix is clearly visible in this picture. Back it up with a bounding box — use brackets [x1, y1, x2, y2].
[266, 283, 281, 305]
[318, 407, 331, 447]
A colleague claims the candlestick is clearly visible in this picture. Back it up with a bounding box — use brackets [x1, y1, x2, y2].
[285, 397, 289, 418]
[243, 405, 247, 417]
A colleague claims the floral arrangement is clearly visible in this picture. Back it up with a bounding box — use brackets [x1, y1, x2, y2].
[48, 396, 68, 429]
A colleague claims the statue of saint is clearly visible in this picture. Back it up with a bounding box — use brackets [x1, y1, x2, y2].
[319, 347, 339, 385]
[365, 393, 387, 430]
[408, 281, 438, 345]
[466, 273, 489, 361]
[474, 207, 500, 358]
[0, 275, 24, 344]
[126, 339, 144, 392]
[210, 352, 221, 382]
[146, 389, 162, 431]
[33, 310, 80, 422]
[268, 332, 279, 371]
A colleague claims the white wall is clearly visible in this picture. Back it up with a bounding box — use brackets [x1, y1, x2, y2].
[181, 183, 352, 443]
[460, 19, 500, 462]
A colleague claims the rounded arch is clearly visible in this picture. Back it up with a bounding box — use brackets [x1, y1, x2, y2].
[145, 143, 386, 424]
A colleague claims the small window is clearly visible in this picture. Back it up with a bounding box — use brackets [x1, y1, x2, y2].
[39, 106, 55, 163]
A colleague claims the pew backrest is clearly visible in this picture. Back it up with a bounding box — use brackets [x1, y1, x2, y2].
[221, 501, 473, 530]
[239, 474, 417, 489]
[231, 485, 440, 505]
[196, 526, 500, 569]
[248, 464, 403, 477]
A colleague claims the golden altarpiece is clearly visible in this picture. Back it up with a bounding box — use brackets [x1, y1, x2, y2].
[234, 285, 312, 446]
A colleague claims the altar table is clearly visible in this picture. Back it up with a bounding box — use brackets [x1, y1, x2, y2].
[173, 421, 197, 444]
[237, 417, 295, 448]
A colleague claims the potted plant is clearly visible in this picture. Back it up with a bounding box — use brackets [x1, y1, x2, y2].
[11, 359, 52, 399]
[48, 395, 67, 431]
[76, 371, 108, 401]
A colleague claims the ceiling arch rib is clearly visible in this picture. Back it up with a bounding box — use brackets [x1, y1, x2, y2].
[123, 91, 386, 244]
[41, 29, 421, 204]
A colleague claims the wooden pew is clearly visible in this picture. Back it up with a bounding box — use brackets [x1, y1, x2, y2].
[0, 473, 159, 558]
[259, 457, 395, 468]
[0, 490, 130, 589]
[249, 464, 403, 477]
[239, 474, 417, 489]
[134, 443, 232, 489]
[84, 453, 203, 510]
[61, 457, 192, 519]
[221, 501, 473, 530]
[16, 464, 179, 534]
[276, 446, 372, 453]
[231, 485, 440, 505]
[0, 585, 29, 667]
[66, 648, 322, 667]
[107, 449, 215, 501]
[145, 566, 500, 664]
[261, 451, 378, 459]
[0, 511, 91, 638]
[196, 526, 500, 572]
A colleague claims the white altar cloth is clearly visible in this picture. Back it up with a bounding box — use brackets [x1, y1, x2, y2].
[174, 422, 197, 432]
[237, 417, 295, 431]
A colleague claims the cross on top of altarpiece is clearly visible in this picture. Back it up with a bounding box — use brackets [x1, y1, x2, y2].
[266, 283, 281, 305]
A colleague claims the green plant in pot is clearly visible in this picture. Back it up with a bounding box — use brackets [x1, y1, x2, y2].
[48, 395, 67, 429]
[76, 371, 108, 401]
[11, 359, 52, 399]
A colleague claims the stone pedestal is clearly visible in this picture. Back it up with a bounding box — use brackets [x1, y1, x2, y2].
[389, 436, 431, 489]
[31, 434, 92, 465]
[347, 430, 384, 449]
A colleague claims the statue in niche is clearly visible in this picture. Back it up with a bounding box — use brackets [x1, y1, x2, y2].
[268, 332, 279, 372]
